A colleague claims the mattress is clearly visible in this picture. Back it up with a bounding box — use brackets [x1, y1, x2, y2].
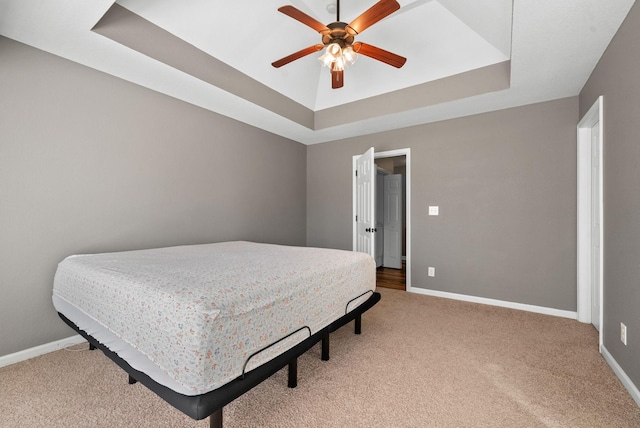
[52, 241, 375, 396]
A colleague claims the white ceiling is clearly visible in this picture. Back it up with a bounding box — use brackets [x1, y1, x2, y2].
[120, 0, 510, 111]
[0, 0, 635, 144]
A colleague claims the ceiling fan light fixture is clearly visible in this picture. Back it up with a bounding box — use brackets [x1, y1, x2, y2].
[318, 43, 357, 71]
[333, 57, 345, 71]
[327, 42, 341, 56]
[342, 45, 357, 63]
[318, 48, 335, 68]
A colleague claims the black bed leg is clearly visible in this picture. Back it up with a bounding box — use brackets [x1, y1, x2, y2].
[355, 314, 362, 335]
[89, 343, 96, 350]
[321, 332, 330, 361]
[210, 408, 222, 428]
[128, 374, 137, 385]
[288, 358, 298, 388]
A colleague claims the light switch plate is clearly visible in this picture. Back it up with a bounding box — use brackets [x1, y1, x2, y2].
[429, 206, 439, 216]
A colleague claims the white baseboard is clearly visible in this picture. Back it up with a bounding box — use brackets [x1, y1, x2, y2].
[407, 287, 577, 320]
[0, 335, 86, 368]
[601, 345, 640, 408]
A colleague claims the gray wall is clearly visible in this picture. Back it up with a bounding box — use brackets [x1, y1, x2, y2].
[308, 97, 578, 311]
[0, 37, 307, 357]
[580, 1, 640, 389]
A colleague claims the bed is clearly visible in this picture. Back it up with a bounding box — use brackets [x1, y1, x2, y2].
[52, 241, 380, 427]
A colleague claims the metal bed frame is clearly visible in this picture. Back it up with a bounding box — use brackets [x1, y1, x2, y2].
[58, 291, 381, 428]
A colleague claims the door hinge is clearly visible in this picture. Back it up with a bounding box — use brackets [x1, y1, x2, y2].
[355, 215, 358, 221]
[355, 170, 358, 177]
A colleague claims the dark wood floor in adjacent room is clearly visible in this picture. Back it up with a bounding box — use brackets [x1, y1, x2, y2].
[376, 262, 406, 290]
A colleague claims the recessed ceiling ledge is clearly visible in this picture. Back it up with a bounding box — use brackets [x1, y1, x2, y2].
[92, 3, 315, 130]
[313, 60, 511, 130]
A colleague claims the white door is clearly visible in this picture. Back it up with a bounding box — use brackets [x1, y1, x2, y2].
[383, 174, 403, 269]
[375, 170, 385, 267]
[591, 122, 601, 331]
[355, 147, 375, 258]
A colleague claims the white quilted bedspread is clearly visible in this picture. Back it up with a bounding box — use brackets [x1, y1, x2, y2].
[52, 241, 375, 395]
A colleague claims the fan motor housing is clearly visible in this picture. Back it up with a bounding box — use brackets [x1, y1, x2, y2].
[322, 22, 355, 47]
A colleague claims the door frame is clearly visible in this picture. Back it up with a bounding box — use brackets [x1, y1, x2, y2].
[353, 148, 411, 290]
[577, 96, 603, 349]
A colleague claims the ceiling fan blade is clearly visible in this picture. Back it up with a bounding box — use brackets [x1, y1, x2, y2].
[278, 6, 330, 34]
[272, 44, 324, 68]
[353, 42, 406, 68]
[347, 0, 400, 35]
[332, 69, 344, 89]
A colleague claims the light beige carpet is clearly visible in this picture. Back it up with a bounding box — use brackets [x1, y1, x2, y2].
[2, 288, 639, 427]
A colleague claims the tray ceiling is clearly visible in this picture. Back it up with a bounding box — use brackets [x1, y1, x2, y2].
[0, 0, 635, 144]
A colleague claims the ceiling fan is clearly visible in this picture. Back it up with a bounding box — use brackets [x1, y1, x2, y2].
[272, 0, 406, 89]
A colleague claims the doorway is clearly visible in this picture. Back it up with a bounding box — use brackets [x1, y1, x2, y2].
[353, 148, 411, 291]
[577, 96, 603, 349]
